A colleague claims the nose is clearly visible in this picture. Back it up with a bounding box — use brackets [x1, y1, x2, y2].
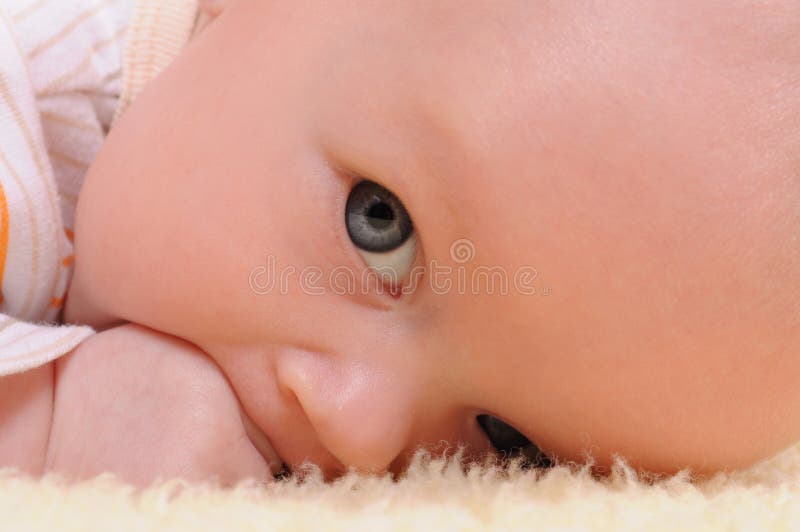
[275, 348, 419, 475]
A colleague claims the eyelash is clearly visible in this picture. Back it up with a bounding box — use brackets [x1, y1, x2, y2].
[342, 177, 422, 300]
[476, 414, 552, 469]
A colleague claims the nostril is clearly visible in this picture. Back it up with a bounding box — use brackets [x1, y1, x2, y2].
[275, 351, 416, 476]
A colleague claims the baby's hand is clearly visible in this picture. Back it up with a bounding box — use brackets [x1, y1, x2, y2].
[45, 324, 280, 486]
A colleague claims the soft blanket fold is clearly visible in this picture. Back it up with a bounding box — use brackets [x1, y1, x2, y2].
[1, 443, 799, 531]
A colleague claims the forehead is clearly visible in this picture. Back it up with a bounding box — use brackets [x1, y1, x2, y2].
[311, 1, 559, 245]
[302, 0, 800, 277]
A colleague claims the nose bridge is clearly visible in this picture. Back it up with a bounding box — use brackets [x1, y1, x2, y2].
[275, 345, 421, 473]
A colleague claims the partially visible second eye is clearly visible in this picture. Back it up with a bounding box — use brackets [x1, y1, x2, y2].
[345, 180, 417, 281]
[476, 414, 552, 468]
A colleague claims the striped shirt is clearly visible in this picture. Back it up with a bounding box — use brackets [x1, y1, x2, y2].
[0, 0, 198, 376]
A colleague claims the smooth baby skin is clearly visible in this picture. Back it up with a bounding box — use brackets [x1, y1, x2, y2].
[67, 0, 800, 480]
[0, 324, 279, 485]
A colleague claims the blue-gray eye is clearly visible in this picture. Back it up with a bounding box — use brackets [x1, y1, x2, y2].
[346, 180, 413, 253]
[476, 414, 552, 468]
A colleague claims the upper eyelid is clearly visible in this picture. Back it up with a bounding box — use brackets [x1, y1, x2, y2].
[326, 159, 423, 252]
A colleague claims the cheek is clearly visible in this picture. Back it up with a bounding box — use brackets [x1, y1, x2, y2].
[72, 6, 338, 340]
[458, 160, 800, 474]
[74, 90, 303, 342]
[512, 200, 800, 474]
[74, 129, 341, 344]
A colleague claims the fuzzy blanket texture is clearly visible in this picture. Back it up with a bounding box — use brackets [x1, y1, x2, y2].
[1, 443, 799, 531]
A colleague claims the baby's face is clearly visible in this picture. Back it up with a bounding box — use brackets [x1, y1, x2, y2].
[69, 0, 800, 478]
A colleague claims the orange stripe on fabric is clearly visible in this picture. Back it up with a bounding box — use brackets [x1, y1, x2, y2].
[12, 0, 52, 24]
[64, 228, 74, 241]
[36, 26, 127, 97]
[27, 0, 115, 60]
[48, 149, 87, 170]
[59, 192, 78, 204]
[0, 180, 8, 293]
[0, 148, 39, 320]
[50, 296, 63, 308]
[40, 110, 99, 133]
[61, 255, 74, 267]
[0, 11, 65, 319]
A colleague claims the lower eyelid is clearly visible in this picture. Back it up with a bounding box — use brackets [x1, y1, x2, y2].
[397, 238, 426, 298]
[356, 234, 417, 275]
[321, 159, 426, 303]
[328, 195, 401, 309]
[342, 199, 423, 301]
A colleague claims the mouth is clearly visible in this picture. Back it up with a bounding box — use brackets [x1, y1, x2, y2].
[240, 407, 289, 479]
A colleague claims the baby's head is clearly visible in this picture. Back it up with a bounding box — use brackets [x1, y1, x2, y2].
[67, 0, 800, 478]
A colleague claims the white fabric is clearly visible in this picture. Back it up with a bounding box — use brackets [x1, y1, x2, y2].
[114, 0, 199, 123]
[3, 445, 800, 530]
[0, 0, 199, 376]
[0, 0, 134, 375]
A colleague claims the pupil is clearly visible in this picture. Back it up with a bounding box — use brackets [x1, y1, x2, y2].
[366, 202, 394, 230]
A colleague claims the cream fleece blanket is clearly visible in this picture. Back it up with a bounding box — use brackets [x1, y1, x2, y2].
[1, 443, 798, 531]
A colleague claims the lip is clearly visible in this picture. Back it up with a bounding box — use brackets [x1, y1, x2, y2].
[240, 407, 288, 479]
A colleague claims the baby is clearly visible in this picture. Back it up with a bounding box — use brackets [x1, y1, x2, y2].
[3, 0, 800, 486]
